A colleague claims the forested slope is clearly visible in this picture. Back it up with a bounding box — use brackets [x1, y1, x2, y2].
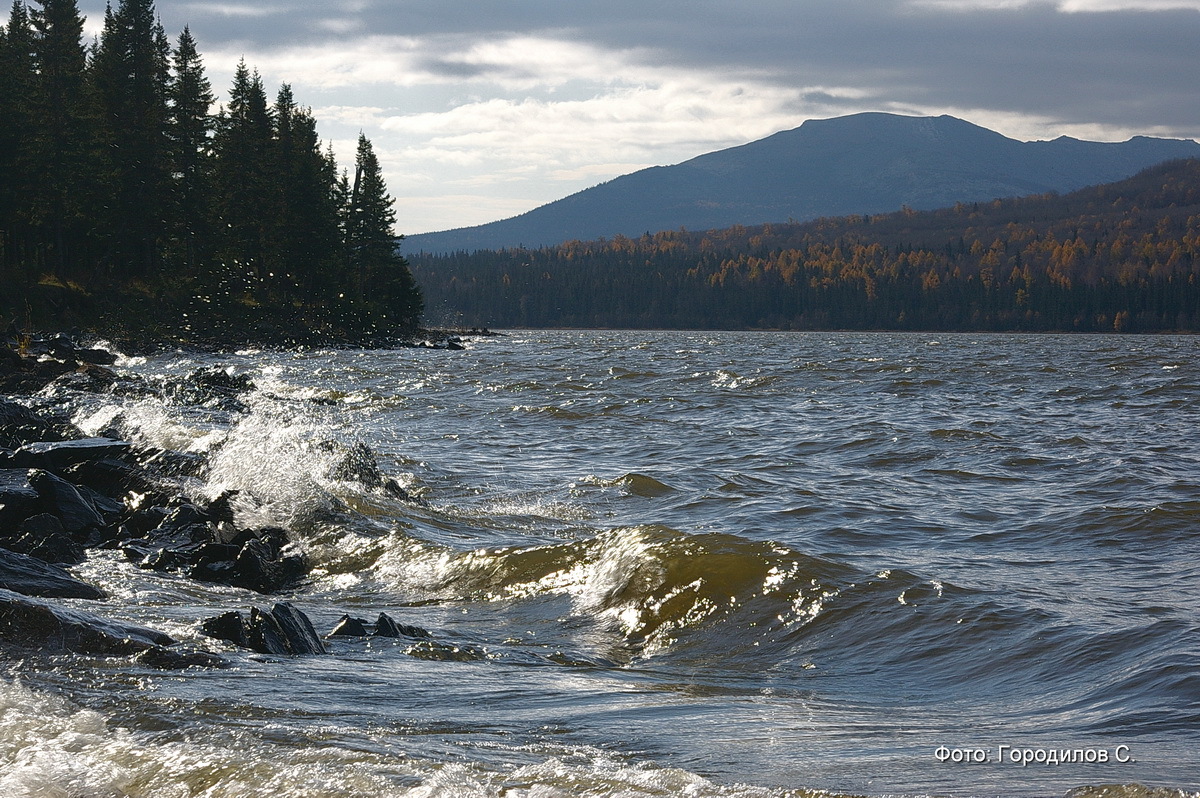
[410, 159, 1200, 332]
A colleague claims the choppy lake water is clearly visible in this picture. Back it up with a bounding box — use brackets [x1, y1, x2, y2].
[3, 330, 1199, 797]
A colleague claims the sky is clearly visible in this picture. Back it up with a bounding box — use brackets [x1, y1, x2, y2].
[78, 0, 1200, 235]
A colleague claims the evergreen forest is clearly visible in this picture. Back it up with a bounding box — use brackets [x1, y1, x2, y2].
[410, 159, 1200, 333]
[0, 0, 422, 346]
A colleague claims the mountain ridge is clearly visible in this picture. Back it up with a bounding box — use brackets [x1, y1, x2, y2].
[402, 112, 1200, 254]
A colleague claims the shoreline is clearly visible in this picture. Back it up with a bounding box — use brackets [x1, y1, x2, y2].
[1, 333, 433, 667]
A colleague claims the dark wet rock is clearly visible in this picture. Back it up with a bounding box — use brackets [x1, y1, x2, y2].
[324, 441, 414, 501]
[0, 398, 78, 448]
[73, 347, 118, 366]
[328, 615, 370, 636]
[10, 437, 132, 470]
[125, 505, 306, 593]
[121, 505, 169, 537]
[43, 364, 124, 396]
[158, 367, 255, 412]
[189, 525, 306, 594]
[327, 441, 385, 485]
[268, 602, 326, 654]
[200, 602, 326, 656]
[28, 469, 105, 533]
[134, 645, 228, 670]
[199, 610, 248, 646]
[0, 549, 105, 599]
[2, 513, 85, 564]
[0, 468, 41, 526]
[231, 535, 306, 593]
[0, 355, 74, 393]
[199, 489, 239, 524]
[405, 639, 487, 662]
[374, 612, 432, 639]
[136, 446, 207, 479]
[61, 456, 154, 498]
[381, 478, 413, 501]
[0, 588, 172, 655]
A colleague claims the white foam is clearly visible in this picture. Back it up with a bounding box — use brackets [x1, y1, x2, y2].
[0, 681, 800, 797]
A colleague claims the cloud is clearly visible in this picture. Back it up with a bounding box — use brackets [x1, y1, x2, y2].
[74, 0, 1200, 232]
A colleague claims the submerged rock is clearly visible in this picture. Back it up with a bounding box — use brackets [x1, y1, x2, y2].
[328, 615, 370, 636]
[0, 548, 105, 599]
[374, 612, 432, 639]
[327, 612, 432, 639]
[0, 588, 169, 655]
[200, 602, 327, 656]
[133, 645, 228, 670]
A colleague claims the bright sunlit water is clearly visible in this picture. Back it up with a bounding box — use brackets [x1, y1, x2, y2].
[3, 330, 1199, 797]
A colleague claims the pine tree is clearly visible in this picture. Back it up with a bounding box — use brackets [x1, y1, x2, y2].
[166, 25, 213, 272]
[345, 132, 422, 331]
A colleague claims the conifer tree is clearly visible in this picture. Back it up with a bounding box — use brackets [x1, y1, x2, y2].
[268, 84, 341, 310]
[211, 60, 273, 289]
[91, 0, 171, 277]
[166, 25, 213, 272]
[0, 1, 37, 271]
[345, 132, 422, 330]
[27, 0, 95, 278]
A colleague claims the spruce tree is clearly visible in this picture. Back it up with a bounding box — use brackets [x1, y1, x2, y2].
[166, 25, 213, 272]
[268, 84, 341, 314]
[345, 132, 422, 332]
[211, 60, 273, 291]
[28, 0, 95, 278]
[91, 0, 171, 277]
[0, 1, 37, 273]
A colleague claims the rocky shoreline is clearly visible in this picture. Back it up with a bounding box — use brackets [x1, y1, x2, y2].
[1, 333, 435, 668]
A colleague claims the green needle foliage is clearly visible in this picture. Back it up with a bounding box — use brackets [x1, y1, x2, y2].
[0, 0, 422, 346]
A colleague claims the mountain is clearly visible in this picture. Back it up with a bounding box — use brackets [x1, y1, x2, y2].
[408, 158, 1200, 332]
[401, 112, 1200, 254]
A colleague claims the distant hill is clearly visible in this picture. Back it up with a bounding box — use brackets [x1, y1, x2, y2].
[409, 158, 1200, 332]
[402, 113, 1200, 254]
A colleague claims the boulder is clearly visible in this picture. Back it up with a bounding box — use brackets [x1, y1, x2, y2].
[0, 588, 171, 655]
[329, 612, 431, 639]
[27, 469, 104, 533]
[374, 612, 432, 639]
[0, 399, 74, 448]
[328, 614, 370, 636]
[158, 367, 255, 412]
[10, 437, 132, 470]
[62, 457, 155, 498]
[0, 548, 105, 598]
[0, 468, 41, 525]
[200, 602, 326, 656]
[133, 645, 227, 670]
[189, 526, 306, 593]
[2, 513, 84, 564]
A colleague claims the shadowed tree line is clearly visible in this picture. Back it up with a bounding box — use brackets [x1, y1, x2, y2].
[0, 0, 421, 345]
[411, 159, 1200, 333]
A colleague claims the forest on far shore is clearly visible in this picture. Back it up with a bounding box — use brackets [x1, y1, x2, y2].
[0, 0, 422, 346]
[410, 159, 1200, 333]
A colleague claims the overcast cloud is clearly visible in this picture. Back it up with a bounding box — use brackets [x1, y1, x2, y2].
[77, 0, 1200, 233]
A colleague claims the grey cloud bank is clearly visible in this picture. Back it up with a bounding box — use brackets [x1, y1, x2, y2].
[82, 1, 1200, 232]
